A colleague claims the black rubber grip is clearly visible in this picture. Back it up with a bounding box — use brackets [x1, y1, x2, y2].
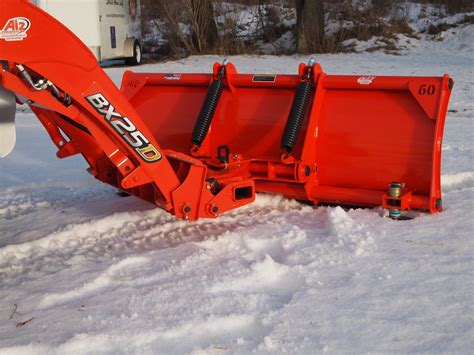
[192, 79, 224, 146]
[281, 81, 312, 153]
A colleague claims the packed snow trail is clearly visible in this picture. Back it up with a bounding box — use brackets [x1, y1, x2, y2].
[1, 24, 473, 353]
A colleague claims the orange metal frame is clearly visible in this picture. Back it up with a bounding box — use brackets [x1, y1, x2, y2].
[1, 0, 453, 220]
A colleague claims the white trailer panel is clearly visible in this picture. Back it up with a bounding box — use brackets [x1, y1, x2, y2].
[31, 0, 142, 64]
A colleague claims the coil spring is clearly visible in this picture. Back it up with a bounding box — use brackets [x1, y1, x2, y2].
[281, 81, 312, 153]
[192, 79, 224, 146]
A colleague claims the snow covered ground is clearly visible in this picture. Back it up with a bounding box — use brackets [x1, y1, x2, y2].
[1, 24, 473, 354]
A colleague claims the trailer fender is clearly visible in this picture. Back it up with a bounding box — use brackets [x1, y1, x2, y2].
[123, 37, 136, 58]
[124, 38, 141, 65]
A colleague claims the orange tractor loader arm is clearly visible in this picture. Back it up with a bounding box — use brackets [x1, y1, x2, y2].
[0, 0, 255, 220]
[0, 0, 453, 220]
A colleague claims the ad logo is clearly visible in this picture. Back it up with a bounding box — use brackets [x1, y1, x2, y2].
[357, 76, 376, 85]
[164, 74, 181, 81]
[0, 17, 31, 41]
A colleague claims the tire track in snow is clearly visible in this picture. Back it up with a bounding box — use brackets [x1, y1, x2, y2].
[0, 195, 310, 287]
[2, 194, 379, 349]
[0, 188, 380, 355]
[0, 209, 181, 286]
[0, 197, 313, 348]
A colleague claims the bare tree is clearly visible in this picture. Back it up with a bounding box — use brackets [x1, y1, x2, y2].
[144, 0, 217, 57]
[188, 0, 218, 53]
[296, 0, 325, 53]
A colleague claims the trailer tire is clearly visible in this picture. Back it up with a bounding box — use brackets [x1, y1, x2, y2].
[126, 40, 142, 66]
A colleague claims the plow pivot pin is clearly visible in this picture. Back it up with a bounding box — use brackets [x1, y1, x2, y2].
[387, 182, 405, 220]
[388, 182, 404, 198]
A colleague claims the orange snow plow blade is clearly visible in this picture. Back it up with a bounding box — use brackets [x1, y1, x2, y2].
[1, 0, 453, 220]
[122, 65, 452, 214]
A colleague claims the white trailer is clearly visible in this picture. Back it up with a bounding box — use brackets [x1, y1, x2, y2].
[31, 0, 143, 65]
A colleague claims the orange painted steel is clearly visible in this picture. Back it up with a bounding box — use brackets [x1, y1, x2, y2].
[1, 0, 453, 220]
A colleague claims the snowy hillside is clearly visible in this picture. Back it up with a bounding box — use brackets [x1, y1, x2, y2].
[1, 24, 473, 353]
[143, 1, 473, 56]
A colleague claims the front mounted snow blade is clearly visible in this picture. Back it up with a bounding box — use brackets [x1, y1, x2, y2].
[121, 62, 453, 215]
[0, 0, 453, 220]
[0, 61, 16, 158]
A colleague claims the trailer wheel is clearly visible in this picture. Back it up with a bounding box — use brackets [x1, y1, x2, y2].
[126, 40, 142, 66]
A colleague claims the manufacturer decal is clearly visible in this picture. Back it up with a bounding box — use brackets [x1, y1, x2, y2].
[164, 73, 181, 81]
[357, 76, 376, 85]
[0, 17, 31, 41]
[86, 93, 162, 163]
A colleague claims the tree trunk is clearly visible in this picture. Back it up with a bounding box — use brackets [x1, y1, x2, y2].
[190, 0, 218, 53]
[296, 0, 325, 54]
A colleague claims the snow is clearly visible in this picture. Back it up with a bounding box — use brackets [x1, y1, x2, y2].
[1, 24, 474, 353]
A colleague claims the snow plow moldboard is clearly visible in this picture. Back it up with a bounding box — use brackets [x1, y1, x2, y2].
[0, 0, 453, 220]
